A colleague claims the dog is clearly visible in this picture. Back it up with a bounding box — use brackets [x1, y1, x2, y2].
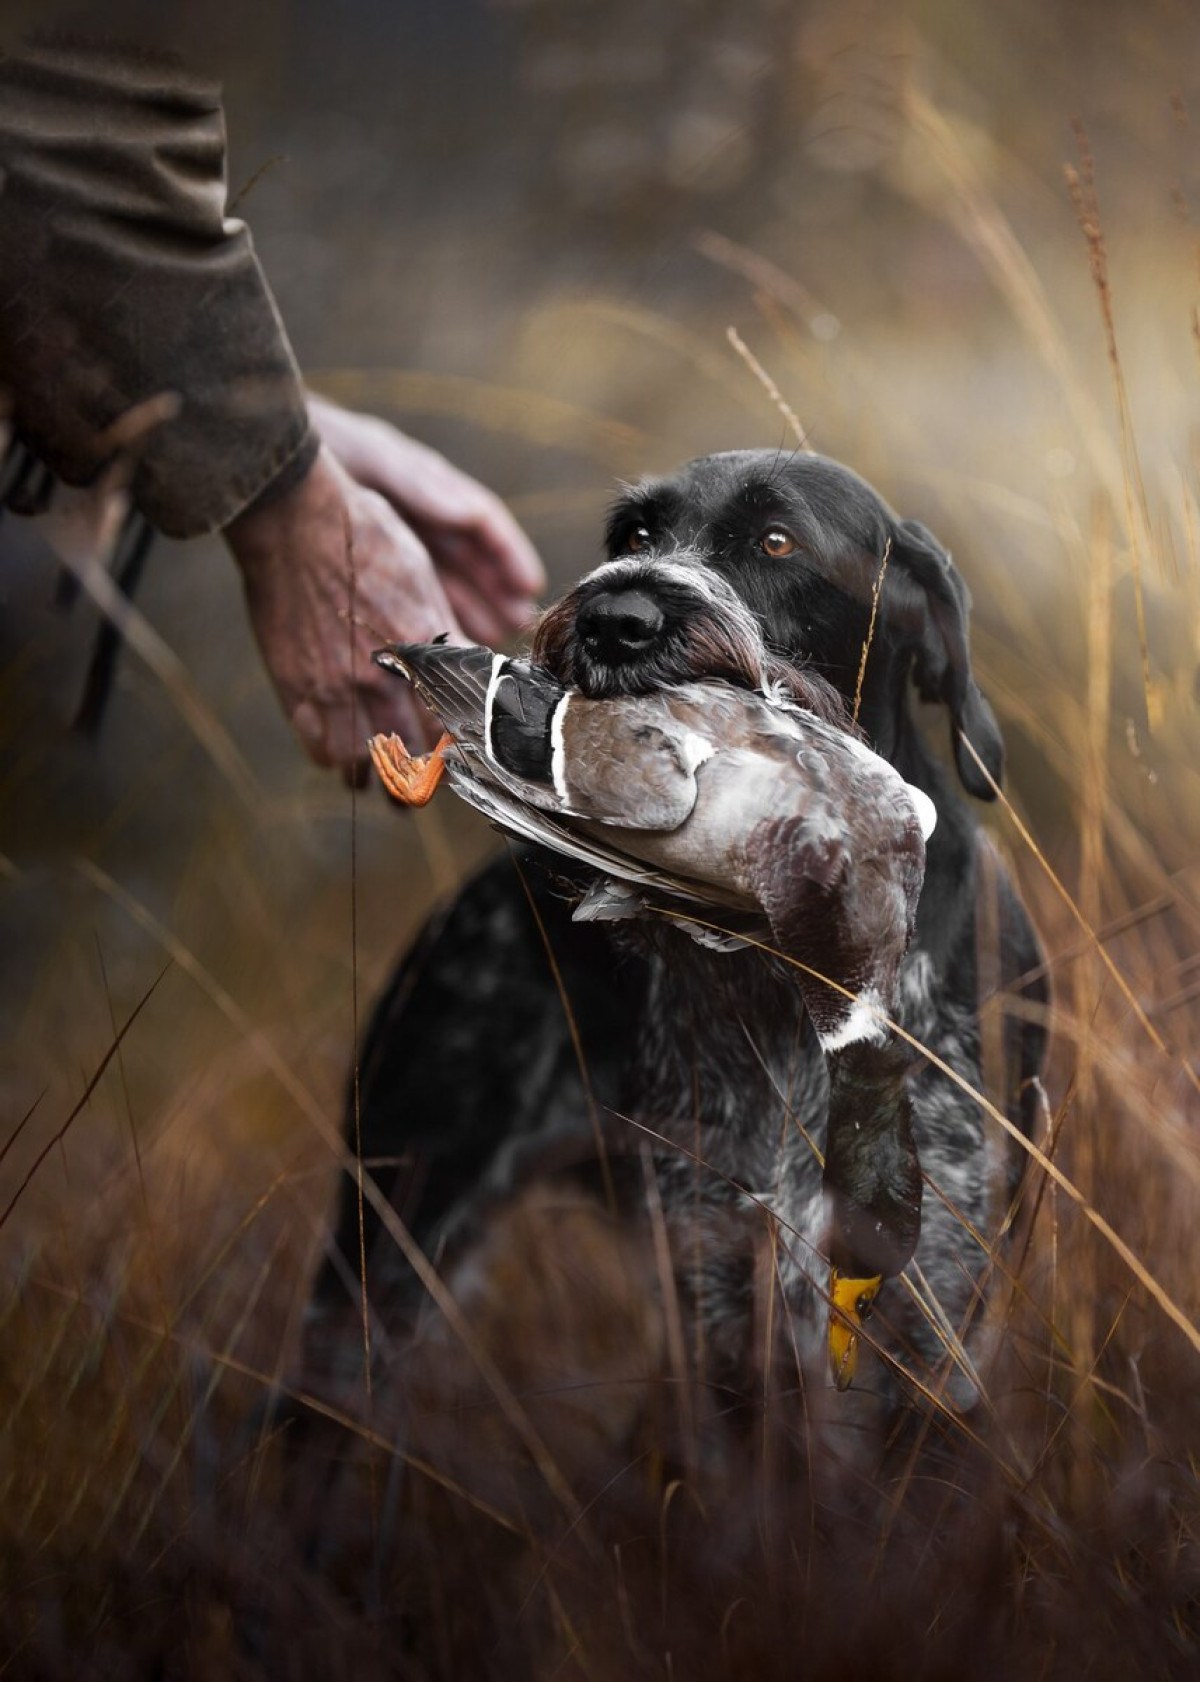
[302, 448, 1047, 1427]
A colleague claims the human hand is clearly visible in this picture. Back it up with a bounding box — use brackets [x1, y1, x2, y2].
[307, 393, 545, 647]
[226, 444, 472, 774]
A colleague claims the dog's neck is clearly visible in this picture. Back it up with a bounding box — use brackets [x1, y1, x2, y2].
[609, 919, 827, 1198]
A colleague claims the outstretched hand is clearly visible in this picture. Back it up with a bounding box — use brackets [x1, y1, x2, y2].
[225, 406, 544, 779]
[308, 394, 544, 649]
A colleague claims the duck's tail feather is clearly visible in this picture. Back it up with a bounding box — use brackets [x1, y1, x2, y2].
[443, 757, 728, 910]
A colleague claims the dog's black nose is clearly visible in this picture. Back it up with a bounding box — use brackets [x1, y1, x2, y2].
[576, 589, 665, 661]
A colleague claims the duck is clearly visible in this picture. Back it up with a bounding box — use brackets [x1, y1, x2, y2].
[368, 639, 934, 1389]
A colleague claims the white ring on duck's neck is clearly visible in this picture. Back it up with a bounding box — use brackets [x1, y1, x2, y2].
[549, 692, 570, 801]
[818, 988, 888, 1053]
[483, 652, 506, 762]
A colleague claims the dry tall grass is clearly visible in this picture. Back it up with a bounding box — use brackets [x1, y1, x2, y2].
[3, 81, 1200, 1681]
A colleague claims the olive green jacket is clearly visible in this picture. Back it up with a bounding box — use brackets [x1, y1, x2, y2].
[0, 37, 317, 537]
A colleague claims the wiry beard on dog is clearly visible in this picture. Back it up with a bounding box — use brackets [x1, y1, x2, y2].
[532, 547, 852, 731]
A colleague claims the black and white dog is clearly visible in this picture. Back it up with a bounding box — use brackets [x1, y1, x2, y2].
[306, 449, 1047, 1417]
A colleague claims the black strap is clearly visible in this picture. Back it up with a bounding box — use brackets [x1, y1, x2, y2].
[1, 433, 156, 734]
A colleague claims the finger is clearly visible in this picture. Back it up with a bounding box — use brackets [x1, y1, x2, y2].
[289, 698, 337, 768]
[489, 589, 542, 635]
[320, 703, 376, 774]
[431, 532, 541, 630]
[440, 574, 513, 650]
[444, 576, 540, 639]
[454, 504, 545, 599]
[419, 517, 545, 602]
[330, 422, 546, 598]
[289, 682, 432, 774]
[350, 499, 473, 651]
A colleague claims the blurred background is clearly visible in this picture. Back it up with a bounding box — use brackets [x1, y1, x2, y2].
[2, 0, 1200, 1673]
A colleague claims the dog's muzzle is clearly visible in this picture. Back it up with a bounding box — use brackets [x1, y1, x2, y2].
[534, 550, 774, 702]
[575, 588, 666, 665]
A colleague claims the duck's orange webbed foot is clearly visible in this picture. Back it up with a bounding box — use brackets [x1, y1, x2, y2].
[368, 731, 453, 807]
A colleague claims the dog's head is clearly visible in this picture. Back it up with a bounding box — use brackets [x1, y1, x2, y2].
[532, 449, 1003, 800]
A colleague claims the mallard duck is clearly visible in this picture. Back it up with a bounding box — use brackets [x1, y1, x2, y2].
[368, 640, 934, 1388]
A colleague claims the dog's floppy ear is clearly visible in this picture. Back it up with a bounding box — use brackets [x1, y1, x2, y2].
[892, 518, 1004, 800]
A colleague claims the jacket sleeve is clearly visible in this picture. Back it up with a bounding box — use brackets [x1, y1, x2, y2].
[0, 38, 318, 538]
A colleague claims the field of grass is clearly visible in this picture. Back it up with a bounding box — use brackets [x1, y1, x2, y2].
[3, 9, 1200, 1676]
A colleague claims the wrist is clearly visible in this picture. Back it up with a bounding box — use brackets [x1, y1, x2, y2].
[224, 440, 342, 574]
[235, 427, 321, 522]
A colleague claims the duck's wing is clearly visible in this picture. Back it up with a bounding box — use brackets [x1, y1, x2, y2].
[741, 738, 928, 1051]
[555, 695, 711, 831]
[443, 755, 728, 907]
[763, 700, 938, 842]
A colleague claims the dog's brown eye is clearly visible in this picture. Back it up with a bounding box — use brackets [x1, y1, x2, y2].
[761, 528, 797, 558]
[626, 526, 651, 553]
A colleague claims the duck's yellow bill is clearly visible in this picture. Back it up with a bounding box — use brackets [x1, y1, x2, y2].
[828, 1270, 883, 1391]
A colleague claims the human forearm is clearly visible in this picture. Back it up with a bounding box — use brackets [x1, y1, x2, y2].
[0, 37, 315, 537]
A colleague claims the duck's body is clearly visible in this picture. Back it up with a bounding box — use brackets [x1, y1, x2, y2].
[371, 640, 936, 1387]
[375, 643, 934, 1054]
